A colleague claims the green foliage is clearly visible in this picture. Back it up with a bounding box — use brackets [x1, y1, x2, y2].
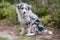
[32, 6, 49, 17]
[41, 14, 51, 24]
[0, 1, 11, 19]
[0, 1, 18, 24]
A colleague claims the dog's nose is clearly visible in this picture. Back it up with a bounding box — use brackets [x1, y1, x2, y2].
[23, 12, 26, 14]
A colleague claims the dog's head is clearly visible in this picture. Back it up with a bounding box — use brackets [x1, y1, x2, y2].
[16, 3, 31, 16]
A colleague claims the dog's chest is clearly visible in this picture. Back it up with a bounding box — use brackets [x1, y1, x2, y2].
[21, 17, 26, 24]
[21, 16, 31, 25]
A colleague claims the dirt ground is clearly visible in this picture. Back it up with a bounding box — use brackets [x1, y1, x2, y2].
[0, 19, 60, 40]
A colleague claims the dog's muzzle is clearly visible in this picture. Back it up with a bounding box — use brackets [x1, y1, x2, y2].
[23, 12, 26, 14]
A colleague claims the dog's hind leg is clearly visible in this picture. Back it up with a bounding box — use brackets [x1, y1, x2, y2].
[26, 25, 36, 36]
[26, 27, 35, 36]
[42, 29, 53, 35]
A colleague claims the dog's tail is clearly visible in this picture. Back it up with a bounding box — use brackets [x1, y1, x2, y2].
[37, 24, 53, 35]
[42, 29, 53, 35]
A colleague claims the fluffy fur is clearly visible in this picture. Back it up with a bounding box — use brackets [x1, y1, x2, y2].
[16, 3, 53, 36]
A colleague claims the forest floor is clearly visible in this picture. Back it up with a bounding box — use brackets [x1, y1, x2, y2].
[0, 19, 60, 40]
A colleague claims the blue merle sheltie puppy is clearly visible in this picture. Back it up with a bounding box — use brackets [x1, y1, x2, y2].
[16, 2, 53, 36]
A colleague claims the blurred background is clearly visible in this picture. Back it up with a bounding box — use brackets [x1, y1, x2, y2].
[0, 0, 60, 40]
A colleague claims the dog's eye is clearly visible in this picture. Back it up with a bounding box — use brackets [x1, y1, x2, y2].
[21, 8, 24, 9]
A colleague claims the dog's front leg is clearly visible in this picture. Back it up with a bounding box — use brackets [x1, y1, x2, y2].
[20, 24, 25, 35]
[27, 26, 31, 34]
[20, 27, 25, 35]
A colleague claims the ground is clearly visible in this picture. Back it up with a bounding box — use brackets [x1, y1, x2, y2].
[0, 19, 60, 40]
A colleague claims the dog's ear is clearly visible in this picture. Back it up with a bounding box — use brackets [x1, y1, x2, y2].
[27, 5, 32, 10]
[16, 3, 23, 9]
[16, 3, 20, 7]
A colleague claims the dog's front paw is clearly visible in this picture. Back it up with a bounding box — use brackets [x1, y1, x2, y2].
[26, 33, 36, 36]
[19, 32, 25, 35]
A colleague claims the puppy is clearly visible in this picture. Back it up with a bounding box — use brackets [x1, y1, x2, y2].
[16, 3, 33, 35]
[16, 2, 53, 36]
